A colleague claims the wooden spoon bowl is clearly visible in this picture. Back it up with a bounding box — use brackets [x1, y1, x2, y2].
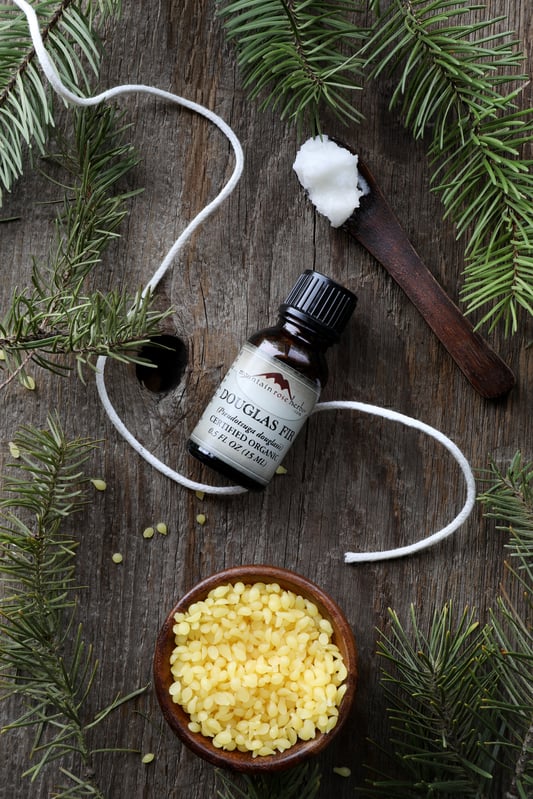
[153, 564, 358, 772]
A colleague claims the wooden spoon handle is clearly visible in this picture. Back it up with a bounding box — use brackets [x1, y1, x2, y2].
[343, 169, 515, 400]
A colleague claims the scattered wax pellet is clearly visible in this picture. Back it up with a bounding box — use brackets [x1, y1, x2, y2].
[91, 478, 107, 491]
[8, 442, 20, 458]
[143, 527, 155, 539]
[195, 490, 205, 500]
[333, 766, 352, 777]
[275, 465, 288, 475]
[21, 375, 36, 390]
[196, 513, 207, 526]
[156, 522, 168, 535]
[141, 753, 155, 764]
[111, 552, 123, 564]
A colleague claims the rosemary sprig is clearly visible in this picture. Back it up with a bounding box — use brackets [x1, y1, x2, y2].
[0, 103, 171, 386]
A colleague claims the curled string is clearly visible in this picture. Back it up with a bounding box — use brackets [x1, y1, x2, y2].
[13, 0, 476, 561]
[314, 403, 476, 563]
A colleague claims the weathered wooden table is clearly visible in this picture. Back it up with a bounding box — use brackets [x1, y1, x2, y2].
[1, 2, 531, 796]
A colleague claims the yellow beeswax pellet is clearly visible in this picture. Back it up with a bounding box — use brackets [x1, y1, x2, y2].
[168, 581, 347, 757]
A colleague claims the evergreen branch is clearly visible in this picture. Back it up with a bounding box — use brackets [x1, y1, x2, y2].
[216, 761, 321, 799]
[365, 2, 524, 142]
[485, 599, 533, 799]
[219, 0, 533, 334]
[477, 451, 533, 562]
[359, 454, 533, 797]
[363, 0, 533, 334]
[435, 108, 533, 335]
[477, 454, 533, 798]
[0, 416, 146, 796]
[0, 0, 121, 204]
[217, 0, 368, 133]
[0, 103, 172, 386]
[362, 604, 498, 797]
[43, 104, 142, 290]
[54, 769, 106, 799]
[1, 286, 171, 381]
[0, 416, 99, 786]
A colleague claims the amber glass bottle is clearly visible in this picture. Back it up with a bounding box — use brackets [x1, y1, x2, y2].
[187, 270, 357, 490]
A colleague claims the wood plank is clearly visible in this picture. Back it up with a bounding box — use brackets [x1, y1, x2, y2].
[0, 1, 530, 796]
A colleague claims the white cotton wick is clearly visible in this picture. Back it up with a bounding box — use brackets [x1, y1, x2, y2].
[292, 136, 367, 228]
[16, 0, 476, 563]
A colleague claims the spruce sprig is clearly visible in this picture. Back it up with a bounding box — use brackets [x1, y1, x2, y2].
[478, 453, 533, 797]
[364, 2, 525, 144]
[216, 761, 322, 799]
[219, 0, 533, 336]
[478, 451, 533, 560]
[359, 453, 533, 798]
[0, 0, 121, 204]
[217, 0, 368, 133]
[0, 416, 146, 796]
[363, 0, 533, 334]
[363, 605, 498, 796]
[0, 103, 171, 386]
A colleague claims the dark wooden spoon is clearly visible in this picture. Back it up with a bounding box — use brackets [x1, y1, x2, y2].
[334, 146, 515, 399]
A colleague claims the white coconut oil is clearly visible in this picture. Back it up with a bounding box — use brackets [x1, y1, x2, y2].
[293, 135, 368, 227]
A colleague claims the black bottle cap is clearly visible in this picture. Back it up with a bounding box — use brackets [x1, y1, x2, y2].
[280, 270, 357, 341]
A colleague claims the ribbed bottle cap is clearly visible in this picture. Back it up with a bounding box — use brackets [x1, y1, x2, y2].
[280, 270, 357, 341]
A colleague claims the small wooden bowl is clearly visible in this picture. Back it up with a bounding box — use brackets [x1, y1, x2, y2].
[153, 564, 357, 772]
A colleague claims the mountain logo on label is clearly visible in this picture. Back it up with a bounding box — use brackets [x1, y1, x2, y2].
[254, 372, 294, 400]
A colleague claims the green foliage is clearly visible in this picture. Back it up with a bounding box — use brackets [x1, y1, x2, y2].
[0, 415, 146, 796]
[359, 453, 533, 798]
[478, 451, 533, 560]
[217, 0, 368, 133]
[219, 0, 533, 336]
[364, 0, 533, 334]
[478, 453, 533, 798]
[0, 103, 171, 386]
[216, 761, 321, 799]
[362, 605, 498, 796]
[0, 0, 121, 204]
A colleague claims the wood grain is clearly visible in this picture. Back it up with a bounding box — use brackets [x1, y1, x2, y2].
[0, 1, 531, 797]
[340, 155, 516, 399]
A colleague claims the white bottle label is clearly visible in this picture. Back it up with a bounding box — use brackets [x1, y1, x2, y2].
[189, 343, 320, 486]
